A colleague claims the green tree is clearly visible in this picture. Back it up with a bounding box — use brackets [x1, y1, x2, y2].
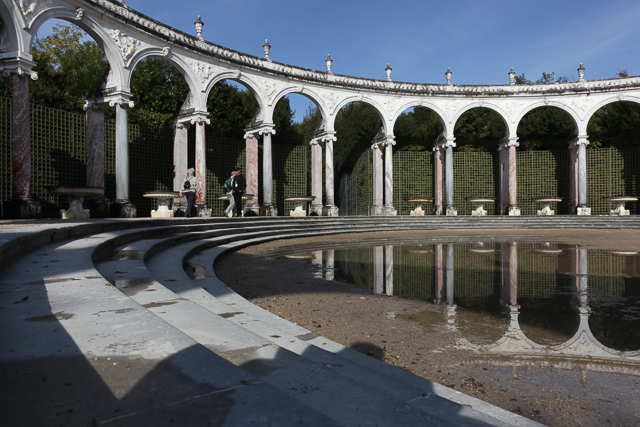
[334, 102, 381, 175]
[393, 107, 443, 151]
[517, 107, 576, 150]
[588, 101, 640, 147]
[454, 108, 506, 151]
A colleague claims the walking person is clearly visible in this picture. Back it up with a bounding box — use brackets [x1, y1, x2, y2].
[178, 168, 201, 218]
[232, 166, 246, 217]
[223, 170, 236, 217]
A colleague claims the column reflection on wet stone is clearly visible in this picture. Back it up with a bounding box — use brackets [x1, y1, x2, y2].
[445, 243, 456, 329]
[325, 250, 335, 281]
[384, 246, 393, 296]
[312, 250, 323, 279]
[373, 246, 384, 294]
[434, 244, 444, 303]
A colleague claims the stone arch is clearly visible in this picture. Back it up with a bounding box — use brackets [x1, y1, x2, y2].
[584, 95, 640, 125]
[331, 96, 389, 135]
[271, 86, 330, 130]
[391, 100, 449, 139]
[451, 102, 513, 139]
[205, 73, 267, 123]
[516, 101, 581, 137]
[26, 9, 126, 88]
[0, 2, 24, 55]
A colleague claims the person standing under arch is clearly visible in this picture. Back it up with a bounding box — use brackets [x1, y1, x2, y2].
[179, 168, 201, 217]
[232, 166, 246, 217]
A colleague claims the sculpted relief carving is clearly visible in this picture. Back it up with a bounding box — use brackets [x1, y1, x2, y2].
[383, 98, 397, 117]
[192, 61, 212, 85]
[442, 101, 460, 121]
[260, 79, 277, 103]
[321, 91, 338, 110]
[111, 29, 140, 63]
[571, 95, 595, 113]
[19, 0, 38, 15]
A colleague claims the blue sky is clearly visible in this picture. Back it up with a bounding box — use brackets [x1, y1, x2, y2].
[39, 0, 640, 122]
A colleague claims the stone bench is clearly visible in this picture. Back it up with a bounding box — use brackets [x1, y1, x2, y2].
[603, 196, 638, 215]
[285, 195, 316, 217]
[404, 197, 433, 216]
[531, 197, 563, 215]
[46, 186, 104, 219]
[143, 190, 180, 218]
[466, 198, 495, 216]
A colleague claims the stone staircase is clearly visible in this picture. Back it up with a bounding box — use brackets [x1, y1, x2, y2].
[3, 215, 639, 426]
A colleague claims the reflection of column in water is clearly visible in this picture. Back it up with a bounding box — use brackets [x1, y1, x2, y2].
[569, 245, 581, 310]
[509, 242, 518, 307]
[500, 242, 510, 305]
[373, 246, 384, 294]
[312, 250, 323, 279]
[384, 246, 393, 296]
[434, 244, 444, 303]
[325, 250, 335, 281]
[579, 248, 589, 310]
[446, 243, 457, 329]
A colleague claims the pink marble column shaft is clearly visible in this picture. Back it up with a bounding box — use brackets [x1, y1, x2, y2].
[12, 75, 32, 199]
[499, 149, 509, 214]
[509, 243, 518, 306]
[500, 242, 510, 302]
[245, 135, 259, 206]
[508, 145, 517, 206]
[173, 124, 188, 201]
[384, 143, 393, 207]
[311, 142, 322, 203]
[325, 140, 335, 206]
[372, 145, 383, 207]
[435, 244, 444, 301]
[434, 148, 443, 208]
[195, 122, 206, 203]
[86, 107, 105, 196]
[569, 145, 579, 211]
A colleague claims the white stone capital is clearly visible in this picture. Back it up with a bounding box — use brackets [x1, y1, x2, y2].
[569, 135, 590, 148]
[498, 136, 519, 151]
[433, 134, 456, 150]
[244, 123, 276, 139]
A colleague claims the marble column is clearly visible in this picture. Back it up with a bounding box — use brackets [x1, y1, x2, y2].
[245, 134, 260, 215]
[433, 147, 444, 215]
[172, 123, 189, 215]
[323, 138, 338, 216]
[85, 103, 107, 217]
[373, 246, 384, 294]
[445, 145, 456, 216]
[508, 144, 520, 215]
[260, 132, 277, 216]
[194, 121, 211, 217]
[498, 148, 509, 215]
[569, 145, 579, 214]
[9, 74, 41, 218]
[384, 141, 397, 215]
[578, 142, 589, 214]
[310, 140, 323, 215]
[434, 244, 444, 303]
[384, 245, 394, 296]
[372, 143, 384, 215]
[114, 100, 136, 218]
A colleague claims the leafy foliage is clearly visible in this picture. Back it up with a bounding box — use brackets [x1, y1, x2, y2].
[334, 102, 382, 175]
[454, 108, 506, 151]
[394, 107, 443, 151]
[517, 107, 576, 150]
[588, 101, 640, 148]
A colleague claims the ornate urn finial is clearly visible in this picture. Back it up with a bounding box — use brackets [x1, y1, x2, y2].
[508, 67, 516, 85]
[194, 16, 204, 40]
[325, 54, 333, 74]
[385, 63, 392, 81]
[578, 63, 585, 82]
[445, 67, 452, 85]
[263, 39, 271, 61]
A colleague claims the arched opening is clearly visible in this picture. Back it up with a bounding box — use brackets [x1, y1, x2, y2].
[586, 101, 640, 215]
[334, 102, 383, 216]
[516, 106, 576, 215]
[392, 106, 444, 214]
[452, 107, 506, 214]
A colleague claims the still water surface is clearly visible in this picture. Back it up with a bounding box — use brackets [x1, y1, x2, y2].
[279, 240, 640, 376]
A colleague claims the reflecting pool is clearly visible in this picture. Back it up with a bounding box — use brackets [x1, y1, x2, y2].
[279, 240, 640, 376]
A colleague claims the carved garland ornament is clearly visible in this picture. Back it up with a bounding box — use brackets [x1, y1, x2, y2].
[111, 29, 140, 63]
[442, 101, 460, 121]
[192, 61, 212, 84]
[321, 91, 338, 110]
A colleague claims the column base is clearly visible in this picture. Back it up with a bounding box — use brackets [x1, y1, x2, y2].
[309, 203, 324, 216]
[260, 204, 278, 216]
[113, 199, 137, 218]
[322, 205, 339, 216]
[370, 205, 385, 216]
[508, 205, 521, 216]
[498, 204, 507, 215]
[446, 206, 457, 216]
[6, 198, 42, 219]
[244, 204, 260, 217]
[577, 206, 591, 215]
[195, 202, 211, 217]
[85, 200, 108, 218]
[433, 204, 443, 215]
[384, 205, 397, 216]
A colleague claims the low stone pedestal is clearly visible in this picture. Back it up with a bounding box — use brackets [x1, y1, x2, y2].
[603, 197, 637, 216]
[405, 198, 433, 216]
[577, 205, 591, 216]
[446, 205, 457, 216]
[259, 203, 278, 217]
[508, 205, 521, 216]
[309, 203, 324, 216]
[46, 186, 104, 219]
[285, 196, 315, 217]
[467, 198, 495, 216]
[532, 197, 563, 215]
[143, 191, 179, 218]
[371, 205, 385, 216]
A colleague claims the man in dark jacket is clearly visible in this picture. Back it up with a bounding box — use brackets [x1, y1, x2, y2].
[232, 167, 246, 217]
